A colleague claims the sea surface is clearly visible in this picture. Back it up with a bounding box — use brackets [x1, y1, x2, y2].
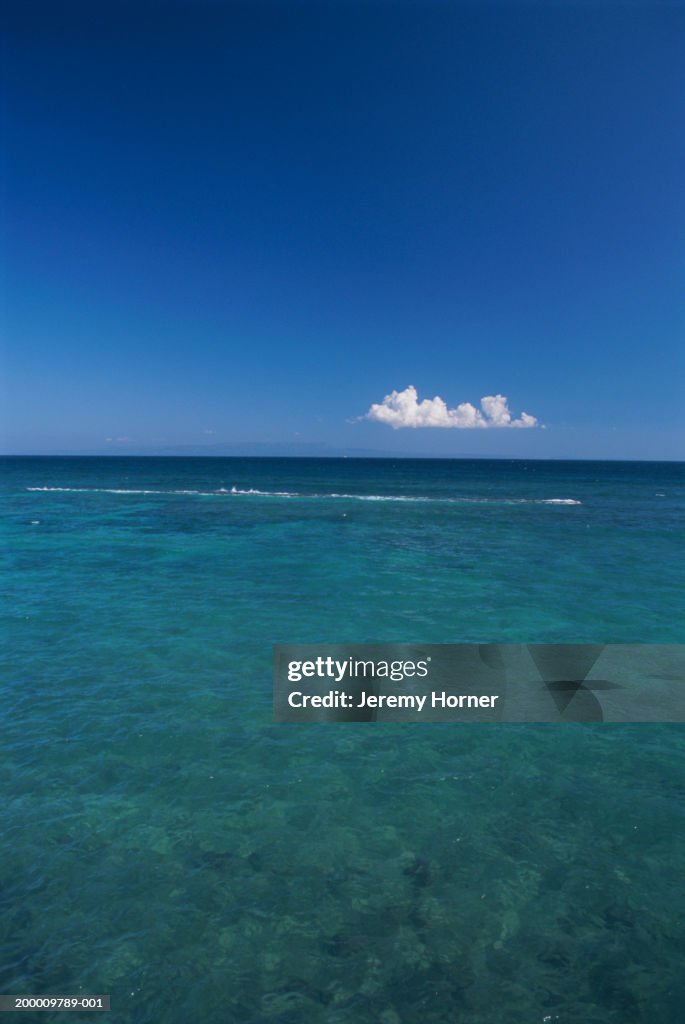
[2, 456, 685, 1023]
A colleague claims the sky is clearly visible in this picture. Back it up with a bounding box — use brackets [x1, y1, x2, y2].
[3, 0, 684, 459]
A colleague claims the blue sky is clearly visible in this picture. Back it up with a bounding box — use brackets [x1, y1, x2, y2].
[3, 1, 684, 458]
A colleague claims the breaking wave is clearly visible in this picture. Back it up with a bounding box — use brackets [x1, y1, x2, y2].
[26, 486, 582, 505]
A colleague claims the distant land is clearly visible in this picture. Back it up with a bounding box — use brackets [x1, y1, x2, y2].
[3, 442, 463, 459]
[2, 443, 682, 461]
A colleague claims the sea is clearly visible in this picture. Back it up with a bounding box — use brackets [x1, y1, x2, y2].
[2, 456, 684, 1024]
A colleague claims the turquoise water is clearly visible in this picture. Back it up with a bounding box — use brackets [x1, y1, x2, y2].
[2, 457, 685, 1023]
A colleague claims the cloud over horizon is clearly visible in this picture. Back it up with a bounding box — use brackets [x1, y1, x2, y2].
[362, 386, 539, 429]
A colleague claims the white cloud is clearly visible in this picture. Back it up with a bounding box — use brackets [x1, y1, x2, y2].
[362, 385, 539, 429]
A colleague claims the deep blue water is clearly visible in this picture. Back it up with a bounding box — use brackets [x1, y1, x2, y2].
[2, 457, 685, 1023]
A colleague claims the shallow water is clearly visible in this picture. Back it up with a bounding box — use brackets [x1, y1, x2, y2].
[2, 457, 684, 1022]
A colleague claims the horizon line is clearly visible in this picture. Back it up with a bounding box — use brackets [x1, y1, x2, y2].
[2, 452, 684, 464]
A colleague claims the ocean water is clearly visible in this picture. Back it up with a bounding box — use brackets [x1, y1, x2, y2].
[2, 456, 684, 1024]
